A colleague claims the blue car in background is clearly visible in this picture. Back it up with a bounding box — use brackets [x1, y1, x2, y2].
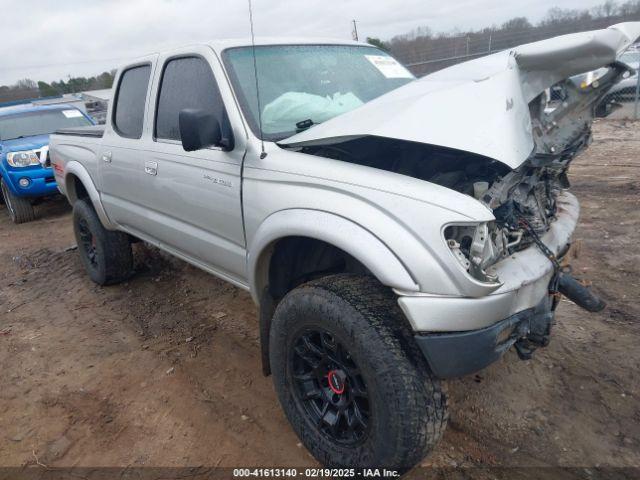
[0, 104, 94, 223]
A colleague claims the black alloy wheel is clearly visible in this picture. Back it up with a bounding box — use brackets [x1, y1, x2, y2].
[290, 328, 370, 445]
[77, 217, 99, 268]
[270, 274, 448, 471]
[72, 199, 133, 285]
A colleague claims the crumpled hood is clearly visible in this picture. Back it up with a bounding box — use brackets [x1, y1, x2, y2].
[280, 22, 640, 170]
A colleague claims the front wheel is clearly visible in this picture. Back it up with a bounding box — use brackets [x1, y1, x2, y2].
[72, 199, 133, 285]
[270, 274, 448, 471]
[1, 178, 36, 224]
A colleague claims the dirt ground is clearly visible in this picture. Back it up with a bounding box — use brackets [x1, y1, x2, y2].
[0, 121, 639, 476]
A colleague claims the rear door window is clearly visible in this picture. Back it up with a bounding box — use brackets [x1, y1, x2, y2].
[155, 56, 224, 141]
[113, 65, 151, 139]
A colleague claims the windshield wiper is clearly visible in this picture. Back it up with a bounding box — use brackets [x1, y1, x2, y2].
[295, 119, 314, 133]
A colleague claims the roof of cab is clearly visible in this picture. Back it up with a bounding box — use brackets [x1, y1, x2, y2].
[120, 37, 371, 68]
[206, 37, 365, 52]
[0, 103, 80, 118]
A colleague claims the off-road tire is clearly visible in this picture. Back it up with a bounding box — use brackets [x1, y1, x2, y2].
[73, 199, 133, 285]
[1, 178, 36, 224]
[270, 274, 448, 471]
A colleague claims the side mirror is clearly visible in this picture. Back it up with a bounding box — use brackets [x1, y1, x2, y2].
[179, 109, 233, 152]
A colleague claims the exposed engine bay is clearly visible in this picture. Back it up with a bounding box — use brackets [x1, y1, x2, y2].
[291, 61, 631, 284]
[297, 134, 569, 283]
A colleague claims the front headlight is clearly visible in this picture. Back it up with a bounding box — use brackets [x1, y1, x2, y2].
[6, 150, 40, 167]
[579, 68, 608, 89]
[444, 222, 502, 284]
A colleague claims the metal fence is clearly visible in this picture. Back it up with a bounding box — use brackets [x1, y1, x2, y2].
[596, 49, 640, 120]
[395, 25, 640, 120]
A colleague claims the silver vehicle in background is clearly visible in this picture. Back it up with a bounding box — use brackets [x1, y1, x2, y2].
[571, 48, 640, 116]
[49, 23, 640, 472]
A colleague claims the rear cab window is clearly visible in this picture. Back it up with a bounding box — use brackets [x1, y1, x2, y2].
[113, 65, 151, 139]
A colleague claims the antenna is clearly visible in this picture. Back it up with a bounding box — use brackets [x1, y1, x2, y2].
[248, 0, 267, 159]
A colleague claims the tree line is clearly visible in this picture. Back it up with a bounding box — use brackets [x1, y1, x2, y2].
[373, 0, 640, 76]
[2, 0, 640, 103]
[0, 71, 115, 104]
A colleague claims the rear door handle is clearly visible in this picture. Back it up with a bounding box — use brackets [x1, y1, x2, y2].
[144, 161, 158, 176]
[101, 151, 112, 163]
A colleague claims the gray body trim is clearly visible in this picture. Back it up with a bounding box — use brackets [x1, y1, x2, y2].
[61, 161, 117, 230]
[247, 208, 420, 303]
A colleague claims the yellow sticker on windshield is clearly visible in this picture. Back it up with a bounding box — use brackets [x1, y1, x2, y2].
[365, 55, 413, 79]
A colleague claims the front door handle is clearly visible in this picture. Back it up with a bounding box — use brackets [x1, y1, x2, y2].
[144, 161, 158, 176]
[101, 151, 112, 163]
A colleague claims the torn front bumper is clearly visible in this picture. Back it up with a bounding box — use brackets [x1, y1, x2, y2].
[414, 294, 555, 378]
[397, 191, 578, 333]
[397, 192, 579, 378]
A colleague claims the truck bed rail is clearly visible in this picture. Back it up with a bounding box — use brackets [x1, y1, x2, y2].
[54, 125, 105, 138]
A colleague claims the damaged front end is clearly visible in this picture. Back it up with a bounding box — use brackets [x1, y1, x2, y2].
[279, 23, 639, 295]
[278, 25, 639, 285]
[273, 24, 640, 377]
[443, 60, 632, 290]
[275, 24, 640, 373]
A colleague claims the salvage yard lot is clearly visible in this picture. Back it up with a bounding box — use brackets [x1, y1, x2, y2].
[0, 121, 639, 472]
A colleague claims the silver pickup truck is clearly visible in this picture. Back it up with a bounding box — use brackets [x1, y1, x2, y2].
[50, 23, 640, 471]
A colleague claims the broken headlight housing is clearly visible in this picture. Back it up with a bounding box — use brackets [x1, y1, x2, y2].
[6, 150, 40, 167]
[444, 222, 505, 284]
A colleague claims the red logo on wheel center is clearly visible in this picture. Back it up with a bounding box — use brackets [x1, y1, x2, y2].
[327, 370, 345, 395]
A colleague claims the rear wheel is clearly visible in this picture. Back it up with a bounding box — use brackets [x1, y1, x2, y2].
[73, 199, 133, 285]
[270, 274, 447, 471]
[1, 178, 36, 224]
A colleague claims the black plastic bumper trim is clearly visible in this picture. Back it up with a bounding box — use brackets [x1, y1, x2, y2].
[415, 305, 540, 379]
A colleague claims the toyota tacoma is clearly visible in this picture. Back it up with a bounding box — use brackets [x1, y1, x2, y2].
[50, 23, 640, 471]
[0, 104, 93, 223]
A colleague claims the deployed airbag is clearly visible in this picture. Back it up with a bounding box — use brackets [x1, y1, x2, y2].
[262, 92, 363, 134]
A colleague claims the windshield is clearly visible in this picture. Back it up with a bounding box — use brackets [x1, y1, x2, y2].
[222, 44, 414, 141]
[0, 109, 92, 141]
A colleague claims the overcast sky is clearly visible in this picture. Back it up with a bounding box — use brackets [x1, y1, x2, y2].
[1, 0, 609, 86]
